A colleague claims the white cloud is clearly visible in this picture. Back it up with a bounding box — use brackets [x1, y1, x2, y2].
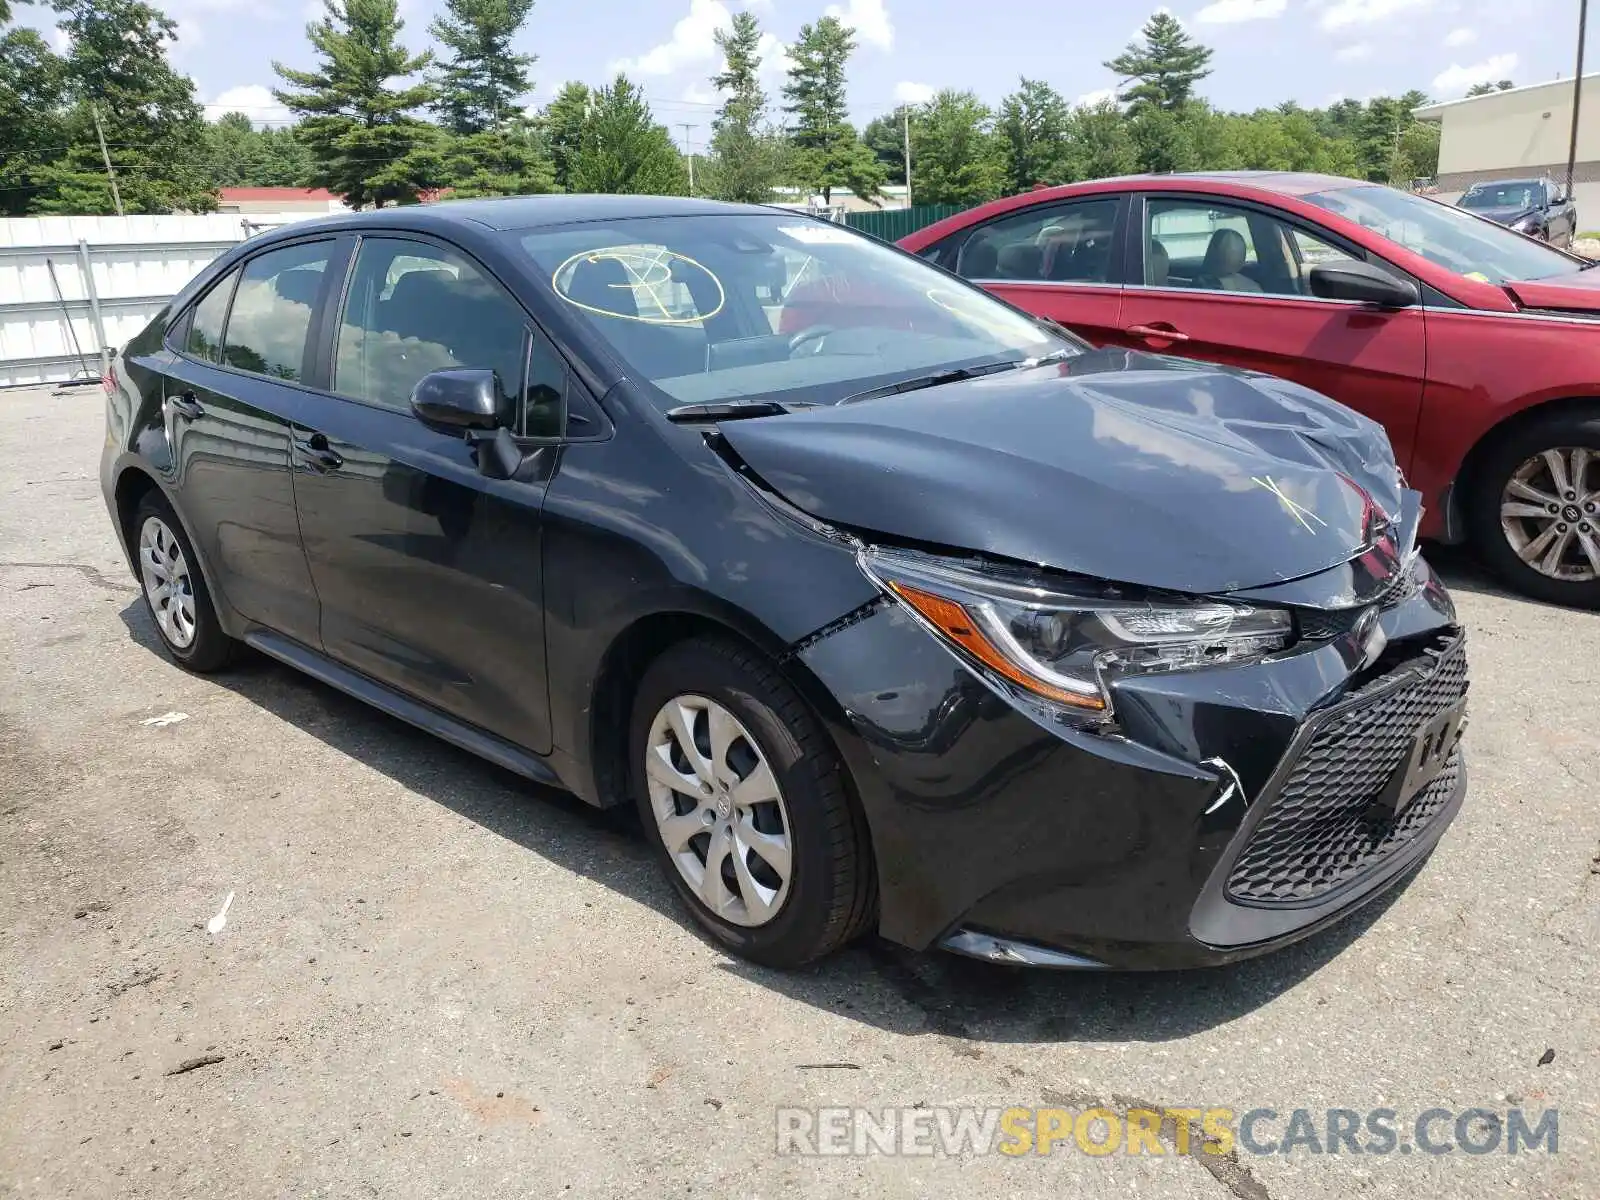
[1195, 0, 1286, 24]
[1444, 27, 1476, 47]
[1335, 42, 1372, 62]
[680, 82, 718, 106]
[51, 27, 73, 54]
[756, 31, 792, 83]
[1074, 87, 1119, 109]
[894, 81, 935, 105]
[165, 17, 204, 59]
[1318, 0, 1433, 32]
[205, 84, 293, 125]
[610, 0, 733, 77]
[824, 0, 893, 51]
[1433, 52, 1518, 95]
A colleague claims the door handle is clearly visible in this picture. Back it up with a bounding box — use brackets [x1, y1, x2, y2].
[1125, 324, 1190, 343]
[292, 432, 344, 472]
[167, 391, 204, 420]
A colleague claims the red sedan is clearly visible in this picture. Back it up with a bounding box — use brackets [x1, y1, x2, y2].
[901, 172, 1600, 608]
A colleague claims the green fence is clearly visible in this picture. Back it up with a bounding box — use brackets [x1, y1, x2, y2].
[844, 204, 966, 243]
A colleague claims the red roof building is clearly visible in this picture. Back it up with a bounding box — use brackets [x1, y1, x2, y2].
[217, 187, 348, 214]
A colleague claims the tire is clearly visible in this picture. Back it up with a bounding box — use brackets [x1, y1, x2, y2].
[629, 637, 874, 968]
[131, 492, 238, 671]
[1468, 409, 1600, 608]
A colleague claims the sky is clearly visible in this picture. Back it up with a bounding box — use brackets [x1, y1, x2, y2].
[13, 0, 1593, 151]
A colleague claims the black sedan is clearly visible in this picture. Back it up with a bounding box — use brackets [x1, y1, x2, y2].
[1456, 177, 1577, 246]
[101, 196, 1468, 970]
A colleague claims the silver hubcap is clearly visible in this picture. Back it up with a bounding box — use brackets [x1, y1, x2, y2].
[645, 695, 793, 928]
[138, 516, 198, 649]
[1500, 447, 1600, 582]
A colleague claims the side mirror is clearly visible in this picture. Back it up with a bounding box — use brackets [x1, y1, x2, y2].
[1308, 261, 1419, 309]
[410, 369, 503, 432]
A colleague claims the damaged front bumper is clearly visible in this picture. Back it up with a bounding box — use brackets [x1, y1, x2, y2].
[796, 553, 1468, 970]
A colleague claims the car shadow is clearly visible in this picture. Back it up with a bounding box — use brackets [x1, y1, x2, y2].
[1423, 542, 1511, 600]
[120, 600, 1416, 1046]
[1422, 541, 1594, 616]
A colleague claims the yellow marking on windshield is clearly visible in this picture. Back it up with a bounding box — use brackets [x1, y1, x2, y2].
[551, 247, 726, 326]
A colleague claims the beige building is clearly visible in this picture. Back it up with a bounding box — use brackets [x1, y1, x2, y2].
[1414, 74, 1599, 219]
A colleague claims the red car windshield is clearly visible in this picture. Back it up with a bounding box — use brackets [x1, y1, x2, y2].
[1302, 184, 1583, 284]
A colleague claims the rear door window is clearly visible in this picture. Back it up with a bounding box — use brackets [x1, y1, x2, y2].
[220, 241, 333, 381]
[955, 199, 1121, 283]
[185, 271, 238, 363]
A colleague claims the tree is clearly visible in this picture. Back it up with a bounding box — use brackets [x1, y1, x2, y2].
[782, 15, 883, 204]
[712, 10, 764, 129]
[273, 0, 437, 208]
[997, 78, 1069, 193]
[703, 11, 781, 203]
[861, 111, 906, 184]
[204, 114, 315, 187]
[428, 0, 536, 134]
[1104, 11, 1213, 112]
[542, 80, 589, 191]
[1057, 99, 1138, 182]
[908, 90, 1001, 206]
[403, 120, 552, 198]
[1352, 91, 1432, 182]
[1465, 80, 1515, 97]
[0, 28, 68, 216]
[36, 0, 215, 214]
[568, 74, 687, 194]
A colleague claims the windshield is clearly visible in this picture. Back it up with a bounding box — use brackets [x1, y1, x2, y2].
[1458, 182, 1541, 210]
[512, 214, 1076, 409]
[1302, 184, 1582, 284]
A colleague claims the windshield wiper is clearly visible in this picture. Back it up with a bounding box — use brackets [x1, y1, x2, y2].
[841, 351, 1069, 406]
[665, 399, 820, 423]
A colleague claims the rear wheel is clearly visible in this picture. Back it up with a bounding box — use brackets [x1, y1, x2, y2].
[1469, 411, 1600, 608]
[629, 637, 874, 968]
[133, 493, 237, 671]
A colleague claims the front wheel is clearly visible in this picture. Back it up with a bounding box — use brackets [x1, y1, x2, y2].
[629, 638, 874, 968]
[1469, 411, 1600, 608]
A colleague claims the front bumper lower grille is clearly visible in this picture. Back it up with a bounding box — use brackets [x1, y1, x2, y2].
[1226, 633, 1468, 906]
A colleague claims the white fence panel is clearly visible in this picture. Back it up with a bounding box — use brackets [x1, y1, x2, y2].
[0, 212, 322, 388]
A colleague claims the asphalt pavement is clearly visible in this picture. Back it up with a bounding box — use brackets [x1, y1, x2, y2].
[1, 383, 1595, 1199]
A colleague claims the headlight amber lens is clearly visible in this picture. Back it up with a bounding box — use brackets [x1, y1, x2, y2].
[863, 549, 1292, 719]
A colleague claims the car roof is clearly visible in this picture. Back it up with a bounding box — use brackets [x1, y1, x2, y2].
[1054, 170, 1361, 198]
[252, 193, 784, 239]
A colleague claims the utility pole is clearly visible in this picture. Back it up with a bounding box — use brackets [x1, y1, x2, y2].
[680, 123, 697, 195]
[902, 105, 913, 208]
[1568, 0, 1589, 200]
[90, 104, 124, 217]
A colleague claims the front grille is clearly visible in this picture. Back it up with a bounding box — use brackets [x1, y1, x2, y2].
[1225, 633, 1468, 905]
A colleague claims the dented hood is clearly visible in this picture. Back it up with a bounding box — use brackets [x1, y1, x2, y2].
[718, 348, 1405, 595]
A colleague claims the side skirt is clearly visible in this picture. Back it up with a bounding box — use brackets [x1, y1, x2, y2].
[244, 630, 565, 789]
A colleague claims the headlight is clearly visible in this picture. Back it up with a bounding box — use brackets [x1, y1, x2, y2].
[860, 548, 1292, 722]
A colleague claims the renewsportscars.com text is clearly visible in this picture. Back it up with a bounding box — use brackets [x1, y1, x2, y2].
[775, 1105, 1559, 1158]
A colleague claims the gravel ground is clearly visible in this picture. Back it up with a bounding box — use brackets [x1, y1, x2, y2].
[1, 383, 1596, 1200]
